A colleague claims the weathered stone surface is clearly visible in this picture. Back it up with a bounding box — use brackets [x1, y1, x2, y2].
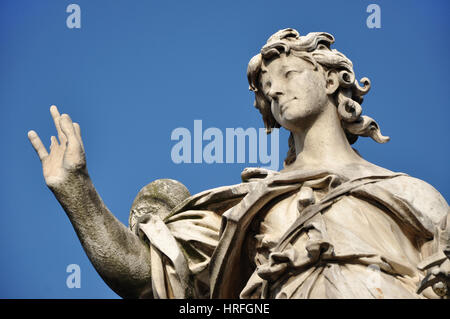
[129, 179, 190, 233]
[28, 28, 449, 299]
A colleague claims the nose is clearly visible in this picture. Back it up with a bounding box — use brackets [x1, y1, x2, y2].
[268, 88, 284, 101]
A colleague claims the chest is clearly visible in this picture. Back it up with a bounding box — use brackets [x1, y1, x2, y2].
[245, 186, 421, 268]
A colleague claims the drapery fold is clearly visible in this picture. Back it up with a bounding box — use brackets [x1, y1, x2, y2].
[131, 168, 449, 299]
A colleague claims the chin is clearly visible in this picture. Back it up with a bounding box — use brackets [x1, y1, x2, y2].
[280, 108, 318, 128]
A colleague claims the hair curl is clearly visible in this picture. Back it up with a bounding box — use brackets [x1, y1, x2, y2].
[247, 28, 389, 166]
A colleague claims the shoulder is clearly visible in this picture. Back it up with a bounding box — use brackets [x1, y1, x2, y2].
[129, 179, 191, 232]
[129, 168, 278, 228]
[374, 174, 449, 226]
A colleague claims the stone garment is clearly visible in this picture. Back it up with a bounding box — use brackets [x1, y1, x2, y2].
[129, 168, 449, 299]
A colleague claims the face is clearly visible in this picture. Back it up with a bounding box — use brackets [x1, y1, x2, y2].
[260, 53, 329, 132]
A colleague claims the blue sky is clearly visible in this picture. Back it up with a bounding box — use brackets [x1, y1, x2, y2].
[1, 0, 449, 298]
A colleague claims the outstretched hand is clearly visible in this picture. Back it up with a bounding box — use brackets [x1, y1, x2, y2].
[28, 105, 86, 190]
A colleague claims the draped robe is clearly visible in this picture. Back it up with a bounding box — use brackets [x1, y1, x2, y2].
[129, 168, 449, 299]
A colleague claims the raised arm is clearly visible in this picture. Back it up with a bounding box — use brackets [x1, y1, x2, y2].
[28, 106, 152, 298]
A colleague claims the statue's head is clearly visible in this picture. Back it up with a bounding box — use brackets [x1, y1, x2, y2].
[247, 28, 389, 165]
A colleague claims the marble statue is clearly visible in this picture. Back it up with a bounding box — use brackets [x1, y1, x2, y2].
[28, 28, 449, 299]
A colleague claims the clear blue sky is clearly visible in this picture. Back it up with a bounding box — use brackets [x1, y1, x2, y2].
[1, 0, 449, 298]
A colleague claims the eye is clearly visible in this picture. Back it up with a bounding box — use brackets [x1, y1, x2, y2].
[285, 70, 302, 78]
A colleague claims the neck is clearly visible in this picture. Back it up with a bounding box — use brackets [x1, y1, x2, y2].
[285, 103, 364, 172]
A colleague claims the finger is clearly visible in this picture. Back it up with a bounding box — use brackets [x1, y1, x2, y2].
[50, 136, 58, 152]
[73, 122, 84, 150]
[59, 114, 77, 143]
[50, 105, 64, 143]
[28, 130, 48, 161]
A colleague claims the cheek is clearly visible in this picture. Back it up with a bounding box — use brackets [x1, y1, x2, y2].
[270, 71, 329, 128]
[282, 73, 328, 120]
[300, 73, 327, 105]
[288, 72, 323, 95]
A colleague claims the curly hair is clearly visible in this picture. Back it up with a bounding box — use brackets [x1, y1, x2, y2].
[247, 28, 389, 166]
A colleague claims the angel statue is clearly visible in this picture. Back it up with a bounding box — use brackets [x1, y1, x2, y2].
[28, 28, 449, 299]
